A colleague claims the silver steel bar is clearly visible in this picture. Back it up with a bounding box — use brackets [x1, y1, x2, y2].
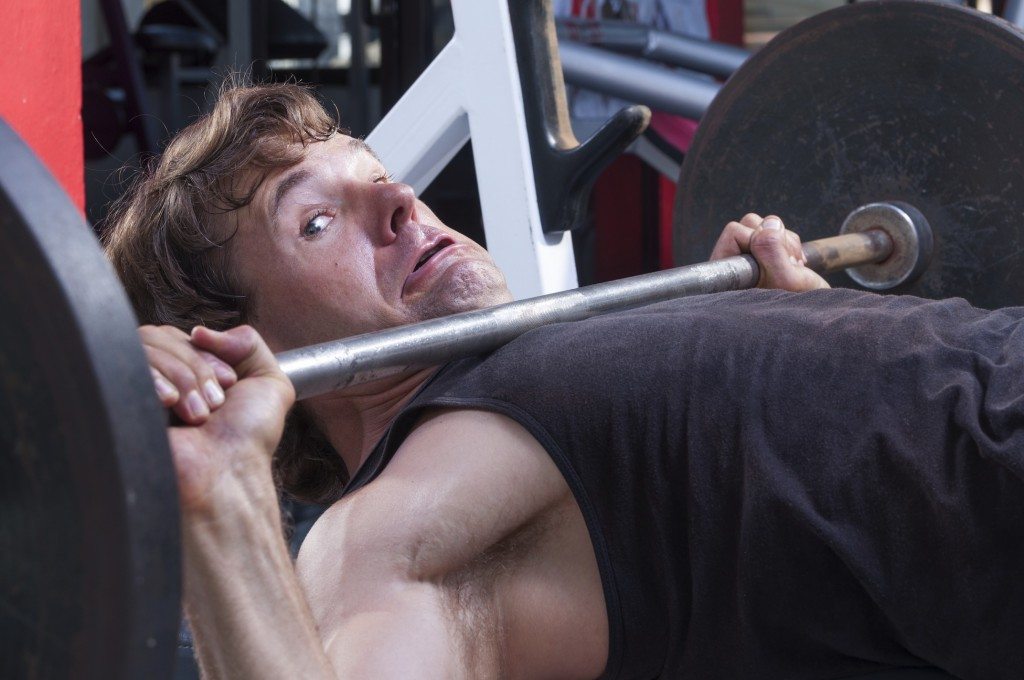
[278, 257, 757, 399]
[644, 32, 748, 79]
[277, 230, 892, 400]
[556, 19, 749, 78]
[1006, 0, 1024, 28]
[558, 40, 720, 119]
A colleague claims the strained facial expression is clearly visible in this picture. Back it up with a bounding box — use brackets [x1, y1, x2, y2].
[230, 134, 511, 351]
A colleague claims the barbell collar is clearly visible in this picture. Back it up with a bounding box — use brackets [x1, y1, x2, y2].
[278, 202, 927, 400]
[839, 201, 934, 290]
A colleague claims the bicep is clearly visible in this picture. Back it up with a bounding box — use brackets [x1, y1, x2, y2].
[381, 408, 571, 575]
[301, 409, 571, 677]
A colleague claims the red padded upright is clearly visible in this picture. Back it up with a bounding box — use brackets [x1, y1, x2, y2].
[0, 0, 84, 210]
[707, 0, 745, 46]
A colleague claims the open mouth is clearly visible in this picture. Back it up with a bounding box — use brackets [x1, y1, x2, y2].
[413, 239, 453, 272]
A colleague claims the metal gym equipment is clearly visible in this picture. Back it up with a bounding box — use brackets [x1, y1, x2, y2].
[1, 117, 179, 678]
[366, 0, 625, 298]
[557, 40, 720, 121]
[555, 17, 749, 80]
[674, 1, 1024, 309]
[366, 0, 736, 298]
[4, 0, 1024, 677]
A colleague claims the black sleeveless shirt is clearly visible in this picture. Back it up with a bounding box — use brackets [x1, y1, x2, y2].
[342, 289, 1024, 680]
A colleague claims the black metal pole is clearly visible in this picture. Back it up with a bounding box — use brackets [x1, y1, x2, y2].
[97, 0, 158, 155]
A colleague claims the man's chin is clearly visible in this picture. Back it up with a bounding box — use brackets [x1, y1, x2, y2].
[412, 262, 510, 321]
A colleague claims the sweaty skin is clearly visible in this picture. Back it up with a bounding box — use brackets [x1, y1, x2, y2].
[141, 133, 827, 679]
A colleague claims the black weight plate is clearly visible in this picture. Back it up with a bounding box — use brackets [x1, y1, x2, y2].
[674, 0, 1024, 309]
[0, 119, 180, 678]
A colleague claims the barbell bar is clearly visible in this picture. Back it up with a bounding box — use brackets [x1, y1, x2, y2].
[278, 201, 933, 400]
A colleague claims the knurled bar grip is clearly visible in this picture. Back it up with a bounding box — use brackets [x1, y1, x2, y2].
[277, 229, 893, 400]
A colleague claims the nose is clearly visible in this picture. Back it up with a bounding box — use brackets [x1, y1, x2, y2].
[371, 181, 417, 244]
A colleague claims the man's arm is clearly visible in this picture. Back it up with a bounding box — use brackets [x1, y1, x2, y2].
[143, 325, 339, 679]
[144, 326, 515, 679]
[296, 408, 607, 680]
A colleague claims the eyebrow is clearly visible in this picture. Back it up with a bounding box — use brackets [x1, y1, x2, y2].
[270, 167, 313, 226]
[269, 139, 385, 225]
[350, 137, 383, 164]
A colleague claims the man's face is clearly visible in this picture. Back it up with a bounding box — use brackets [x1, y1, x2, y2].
[230, 133, 512, 351]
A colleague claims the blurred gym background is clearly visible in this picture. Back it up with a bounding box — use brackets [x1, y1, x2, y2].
[1, 0, 1011, 288]
[76, 0, 759, 286]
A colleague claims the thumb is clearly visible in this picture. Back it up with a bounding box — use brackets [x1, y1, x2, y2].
[749, 217, 793, 288]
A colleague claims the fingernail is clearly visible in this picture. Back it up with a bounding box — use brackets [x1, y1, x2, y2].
[763, 217, 782, 231]
[789, 255, 799, 266]
[186, 390, 209, 419]
[203, 379, 225, 407]
[154, 374, 178, 401]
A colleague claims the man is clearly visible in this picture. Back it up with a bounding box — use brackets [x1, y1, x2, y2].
[104, 82, 1024, 679]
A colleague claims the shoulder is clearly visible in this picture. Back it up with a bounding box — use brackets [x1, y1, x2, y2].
[295, 408, 593, 678]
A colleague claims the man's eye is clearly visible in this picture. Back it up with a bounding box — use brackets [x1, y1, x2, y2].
[374, 173, 393, 184]
[302, 213, 331, 238]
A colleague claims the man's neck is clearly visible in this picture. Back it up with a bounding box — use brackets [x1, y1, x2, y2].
[306, 367, 439, 477]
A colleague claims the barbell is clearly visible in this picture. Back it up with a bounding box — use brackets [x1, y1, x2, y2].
[3, 1, 1023, 677]
[279, 201, 932, 399]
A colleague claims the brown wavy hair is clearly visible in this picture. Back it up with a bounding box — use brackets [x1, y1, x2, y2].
[103, 77, 349, 504]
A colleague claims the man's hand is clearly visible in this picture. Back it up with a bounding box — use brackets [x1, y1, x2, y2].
[142, 325, 334, 679]
[140, 324, 295, 514]
[710, 213, 830, 292]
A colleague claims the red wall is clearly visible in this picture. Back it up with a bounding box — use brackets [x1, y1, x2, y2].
[0, 0, 84, 209]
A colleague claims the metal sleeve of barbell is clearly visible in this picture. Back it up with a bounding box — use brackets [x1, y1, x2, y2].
[277, 231, 894, 400]
[801, 230, 892, 273]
